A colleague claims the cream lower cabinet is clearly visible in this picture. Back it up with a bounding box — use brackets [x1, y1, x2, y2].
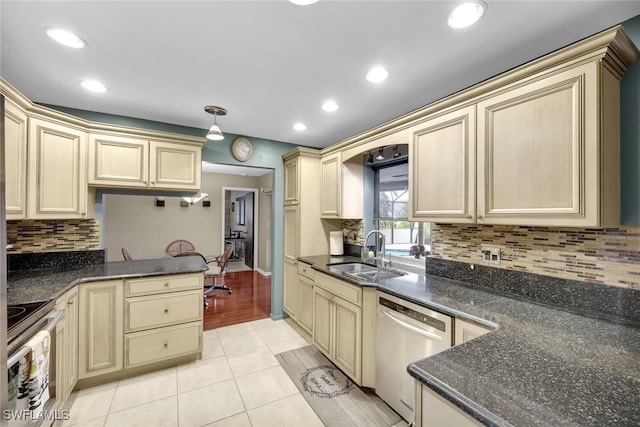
[78, 280, 124, 379]
[28, 117, 91, 219]
[78, 273, 203, 382]
[89, 134, 201, 191]
[416, 384, 482, 427]
[313, 273, 362, 385]
[124, 273, 203, 368]
[283, 205, 299, 319]
[55, 287, 79, 404]
[297, 262, 315, 334]
[4, 99, 28, 219]
[454, 318, 492, 345]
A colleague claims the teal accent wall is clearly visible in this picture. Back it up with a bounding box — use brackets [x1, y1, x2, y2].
[622, 15, 640, 225]
[46, 105, 298, 320]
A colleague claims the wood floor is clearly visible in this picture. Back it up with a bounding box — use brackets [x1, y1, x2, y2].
[203, 270, 272, 330]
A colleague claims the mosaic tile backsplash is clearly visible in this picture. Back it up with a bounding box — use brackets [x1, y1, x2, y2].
[341, 219, 365, 245]
[7, 219, 102, 253]
[430, 224, 640, 290]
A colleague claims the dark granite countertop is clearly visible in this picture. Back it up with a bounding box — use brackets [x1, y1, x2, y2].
[299, 255, 640, 427]
[7, 256, 208, 305]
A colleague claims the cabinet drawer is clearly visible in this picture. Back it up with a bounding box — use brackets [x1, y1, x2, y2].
[125, 290, 202, 332]
[125, 273, 203, 296]
[298, 262, 315, 280]
[125, 321, 202, 368]
[315, 272, 362, 306]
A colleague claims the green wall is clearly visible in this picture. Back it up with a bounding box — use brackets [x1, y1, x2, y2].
[46, 105, 298, 320]
[621, 15, 640, 225]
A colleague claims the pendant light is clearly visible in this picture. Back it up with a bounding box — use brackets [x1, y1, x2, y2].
[376, 147, 385, 161]
[204, 106, 227, 141]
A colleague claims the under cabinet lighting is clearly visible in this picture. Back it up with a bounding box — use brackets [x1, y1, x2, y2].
[289, 0, 319, 5]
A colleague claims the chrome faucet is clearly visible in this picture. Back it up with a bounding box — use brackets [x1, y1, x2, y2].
[363, 230, 390, 267]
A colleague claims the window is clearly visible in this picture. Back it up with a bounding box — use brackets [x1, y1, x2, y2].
[372, 160, 430, 265]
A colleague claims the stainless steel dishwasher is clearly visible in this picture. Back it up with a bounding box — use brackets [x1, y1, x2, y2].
[376, 292, 452, 423]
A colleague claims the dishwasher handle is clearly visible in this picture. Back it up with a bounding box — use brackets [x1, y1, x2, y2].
[378, 308, 444, 341]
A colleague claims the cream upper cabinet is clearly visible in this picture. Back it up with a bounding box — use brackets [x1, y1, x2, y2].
[149, 140, 201, 190]
[89, 134, 201, 190]
[320, 151, 363, 219]
[476, 62, 616, 227]
[89, 133, 149, 187]
[284, 156, 299, 205]
[4, 99, 28, 219]
[409, 105, 476, 223]
[321, 152, 341, 217]
[28, 117, 90, 219]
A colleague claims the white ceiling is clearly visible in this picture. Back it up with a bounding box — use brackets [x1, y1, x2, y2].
[2, 1, 639, 149]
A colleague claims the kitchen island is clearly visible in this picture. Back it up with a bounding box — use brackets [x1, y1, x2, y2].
[299, 255, 640, 427]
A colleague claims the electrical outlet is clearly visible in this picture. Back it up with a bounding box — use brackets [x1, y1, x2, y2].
[481, 245, 501, 265]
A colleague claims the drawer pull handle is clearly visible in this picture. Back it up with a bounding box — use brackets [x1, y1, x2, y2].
[163, 343, 168, 348]
[164, 309, 169, 314]
[68, 301, 74, 305]
[164, 283, 170, 287]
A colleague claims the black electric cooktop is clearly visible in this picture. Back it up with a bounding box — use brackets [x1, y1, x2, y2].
[7, 300, 53, 342]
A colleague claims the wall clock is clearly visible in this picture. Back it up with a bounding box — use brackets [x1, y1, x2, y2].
[232, 137, 253, 162]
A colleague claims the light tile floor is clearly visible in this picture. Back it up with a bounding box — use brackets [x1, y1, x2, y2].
[61, 318, 407, 427]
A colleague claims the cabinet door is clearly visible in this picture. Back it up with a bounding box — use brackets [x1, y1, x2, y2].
[55, 287, 79, 401]
[78, 280, 124, 379]
[454, 318, 491, 345]
[321, 152, 341, 217]
[149, 140, 201, 190]
[284, 157, 299, 205]
[312, 286, 333, 359]
[28, 117, 89, 219]
[89, 133, 149, 187]
[477, 63, 600, 226]
[421, 385, 482, 427]
[333, 296, 362, 383]
[410, 105, 476, 222]
[283, 258, 298, 319]
[4, 100, 28, 219]
[298, 275, 314, 334]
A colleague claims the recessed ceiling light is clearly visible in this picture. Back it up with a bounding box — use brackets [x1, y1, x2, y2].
[367, 66, 389, 83]
[81, 79, 108, 93]
[46, 28, 86, 48]
[447, 1, 486, 29]
[322, 100, 339, 112]
[289, 0, 319, 5]
[293, 123, 307, 131]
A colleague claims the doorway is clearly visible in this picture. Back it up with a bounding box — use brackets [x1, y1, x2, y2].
[222, 187, 259, 270]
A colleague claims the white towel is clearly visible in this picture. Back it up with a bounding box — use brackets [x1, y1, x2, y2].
[13, 330, 51, 425]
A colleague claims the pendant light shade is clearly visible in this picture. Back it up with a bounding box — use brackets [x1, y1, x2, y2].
[207, 124, 224, 141]
[204, 106, 227, 141]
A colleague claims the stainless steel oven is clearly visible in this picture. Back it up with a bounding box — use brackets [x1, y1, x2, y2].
[6, 303, 64, 427]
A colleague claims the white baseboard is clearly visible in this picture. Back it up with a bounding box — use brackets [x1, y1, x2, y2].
[256, 267, 272, 277]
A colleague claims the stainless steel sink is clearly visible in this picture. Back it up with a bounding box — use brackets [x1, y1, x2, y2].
[328, 263, 407, 282]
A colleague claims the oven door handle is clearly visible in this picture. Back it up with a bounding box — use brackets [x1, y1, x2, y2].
[7, 309, 65, 368]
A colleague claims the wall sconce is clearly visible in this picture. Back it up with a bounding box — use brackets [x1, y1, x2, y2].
[182, 192, 208, 205]
[155, 197, 165, 207]
[204, 106, 227, 141]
